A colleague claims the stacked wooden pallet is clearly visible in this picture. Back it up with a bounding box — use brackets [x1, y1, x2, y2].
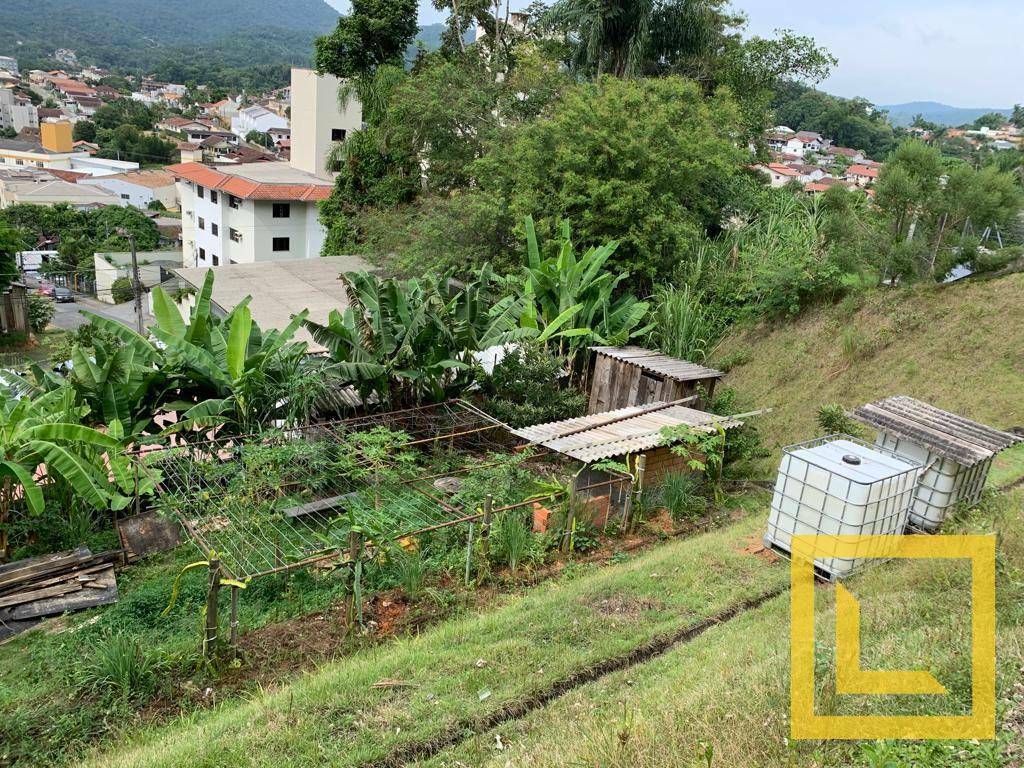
[0, 546, 120, 641]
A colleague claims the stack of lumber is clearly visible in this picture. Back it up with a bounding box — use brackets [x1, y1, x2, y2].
[0, 546, 120, 641]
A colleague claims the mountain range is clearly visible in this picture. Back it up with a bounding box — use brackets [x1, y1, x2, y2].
[880, 101, 1012, 127]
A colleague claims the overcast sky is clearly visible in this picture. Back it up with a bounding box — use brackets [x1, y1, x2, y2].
[326, 0, 1022, 106]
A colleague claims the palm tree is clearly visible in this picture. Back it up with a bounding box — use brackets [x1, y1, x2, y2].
[544, 0, 725, 78]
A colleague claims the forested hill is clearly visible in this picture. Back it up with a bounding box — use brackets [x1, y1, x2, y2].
[0, 0, 340, 87]
[882, 101, 1011, 127]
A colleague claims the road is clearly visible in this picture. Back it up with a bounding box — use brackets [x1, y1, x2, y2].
[50, 293, 153, 333]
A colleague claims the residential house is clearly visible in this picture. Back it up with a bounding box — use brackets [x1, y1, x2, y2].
[167, 161, 333, 267]
[156, 116, 217, 134]
[845, 164, 879, 187]
[290, 68, 362, 179]
[0, 168, 121, 209]
[47, 77, 97, 100]
[823, 146, 867, 165]
[0, 88, 38, 134]
[87, 169, 179, 210]
[231, 104, 288, 141]
[753, 162, 801, 188]
[789, 164, 828, 184]
[804, 177, 857, 195]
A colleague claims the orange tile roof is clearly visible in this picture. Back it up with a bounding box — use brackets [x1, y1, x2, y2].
[165, 162, 332, 202]
[847, 164, 879, 178]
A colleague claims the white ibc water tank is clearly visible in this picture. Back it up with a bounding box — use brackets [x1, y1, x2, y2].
[873, 432, 991, 532]
[764, 436, 921, 579]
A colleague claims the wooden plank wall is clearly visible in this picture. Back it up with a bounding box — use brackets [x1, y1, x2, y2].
[587, 353, 719, 414]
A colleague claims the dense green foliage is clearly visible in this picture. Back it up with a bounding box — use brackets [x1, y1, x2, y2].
[771, 81, 898, 159]
[0, 0, 339, 88]
[0, 204, 159, 280]
[480, 344, 587, 428]
[314, 0, 419, 79]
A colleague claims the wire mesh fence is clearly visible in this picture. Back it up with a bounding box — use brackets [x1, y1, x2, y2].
[131, 400, 632, 581]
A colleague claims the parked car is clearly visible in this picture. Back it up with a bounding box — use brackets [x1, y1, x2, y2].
[37, 283, 55, 297]
[53, 286, 75, 303]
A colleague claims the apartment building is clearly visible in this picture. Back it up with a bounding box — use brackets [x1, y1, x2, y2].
[0, 88, 39, 134]
[290, 68, 362, 179]
[167, 161, 332, 267]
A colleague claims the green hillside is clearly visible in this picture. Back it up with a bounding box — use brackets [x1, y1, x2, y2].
[0, 0, 340, 85]
[715, 272, 1024, 463]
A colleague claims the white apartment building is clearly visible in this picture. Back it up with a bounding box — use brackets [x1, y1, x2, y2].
[168, 161, 332, 267]
[290, 68, 362, 179]
[0, 57, 18, 77]
[0, 88, 38, 134]
[231, 105, 288, 141]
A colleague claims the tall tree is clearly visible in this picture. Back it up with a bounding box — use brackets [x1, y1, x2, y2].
[314, 0, 419, 79]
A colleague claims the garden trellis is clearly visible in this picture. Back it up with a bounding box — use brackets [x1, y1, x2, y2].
[131, 400, 632, 585]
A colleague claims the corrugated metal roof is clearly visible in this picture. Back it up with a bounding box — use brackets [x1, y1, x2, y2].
[591, 346, 723, 382]
[852, 395, 1022, 467]
[511, 402, 743, 463]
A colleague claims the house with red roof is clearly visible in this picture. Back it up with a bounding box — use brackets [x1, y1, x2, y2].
[845, 164, 880, 187]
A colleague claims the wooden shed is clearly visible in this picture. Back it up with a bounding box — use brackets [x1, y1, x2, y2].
[852, 395, 1022, 531]
[587, 346, 724, 415]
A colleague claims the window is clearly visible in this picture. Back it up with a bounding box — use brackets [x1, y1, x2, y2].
[212, 254, 219, 266]
[197, 185, 204, 199]
[272, 203, 290, 218]
[120, 193, 130, 200]
[229, 228, 242, 243]
[331, 128, 347, 141]
[210, 190, 218, 204]
[211, 223, 219, 236]
[229, 195, 241, 209]
[198, 217, 205, 230]
[198, 247, 206, 263]
[272, 237, 290, 252]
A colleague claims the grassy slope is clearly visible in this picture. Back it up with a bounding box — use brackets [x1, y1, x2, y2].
[82, 511, 788, 767]
[715, 273, 1024, 470]
[420, 490, 1024, 768]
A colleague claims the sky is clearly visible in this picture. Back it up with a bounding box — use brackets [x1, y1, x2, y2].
[325, 0, 1023, 107]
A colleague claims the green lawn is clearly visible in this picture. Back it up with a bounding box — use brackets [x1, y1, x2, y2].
[417, 489, 1024, 768]
[76, 509, 788, 768]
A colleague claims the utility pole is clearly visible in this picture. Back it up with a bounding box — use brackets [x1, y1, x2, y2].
[118, 227, 144, 334]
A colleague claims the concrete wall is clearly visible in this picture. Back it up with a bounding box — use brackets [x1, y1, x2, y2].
[88, 177, 177, 210]
[290, 68, 362, 180]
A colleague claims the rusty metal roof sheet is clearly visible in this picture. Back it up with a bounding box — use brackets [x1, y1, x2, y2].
[590, 346, 724, 382]
[852, 396, 1022, 467]
[511, 401, 743, 463]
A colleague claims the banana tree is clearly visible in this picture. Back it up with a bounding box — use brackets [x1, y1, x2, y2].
[519, 215, 652, 380]
[0, 387, 124, 560]
[303, 272, 476, 409]
[148, 272, 310, 435]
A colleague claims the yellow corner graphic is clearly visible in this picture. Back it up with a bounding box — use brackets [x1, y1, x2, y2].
[790, 534, 996, 740]
[835, 584, 946, 696]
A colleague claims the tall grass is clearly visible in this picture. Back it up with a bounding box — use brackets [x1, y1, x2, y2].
[648, 285, 721, 363]
[81, 634, 159, 700]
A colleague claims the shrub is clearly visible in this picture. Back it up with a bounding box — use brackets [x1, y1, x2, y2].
[386, 547, 426, 598]
[816, 403, 864, 438]
[27, 293, 55, 333]
[111, 277, 135, 304]
[489, 511, 540, 571]
[481, 344, 587, 428]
